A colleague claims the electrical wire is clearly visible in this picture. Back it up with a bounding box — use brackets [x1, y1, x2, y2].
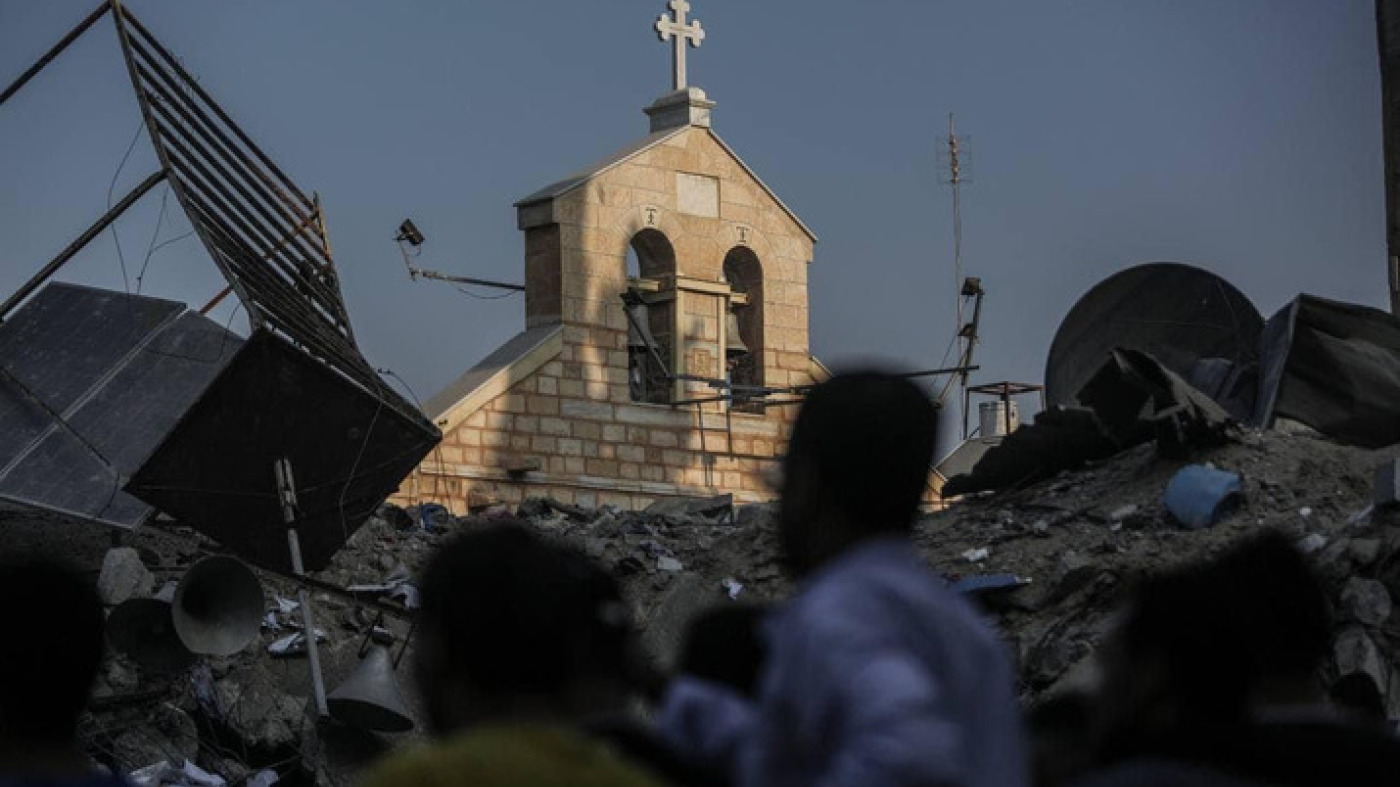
[379, 367, 447, 507]
[107, 119, 147, 295]
[335, 384, 385, 543]
[134, 182, 172, 294]
[450, 281, 519, 301]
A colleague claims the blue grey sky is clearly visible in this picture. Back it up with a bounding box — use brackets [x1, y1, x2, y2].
[0, 1, 1386, 427]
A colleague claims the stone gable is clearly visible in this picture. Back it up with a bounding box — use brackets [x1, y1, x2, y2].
[398, 114, 822, 514]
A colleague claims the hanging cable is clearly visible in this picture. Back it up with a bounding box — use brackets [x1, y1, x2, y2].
[106, 119, 147, 294]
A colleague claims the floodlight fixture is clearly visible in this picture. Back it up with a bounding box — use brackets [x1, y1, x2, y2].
[396, 219, 424, 247]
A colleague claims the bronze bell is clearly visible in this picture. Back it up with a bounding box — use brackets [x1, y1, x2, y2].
[726, 310, 749, 358]
[172, 556, 264, 657]
[627, 302, 658, 351]
[327, 645, 415, 732]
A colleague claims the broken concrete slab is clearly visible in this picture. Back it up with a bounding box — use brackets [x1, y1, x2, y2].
[1341, 578, 1393, 627]
[98, 547, 154, 606]
[643, 494, 734, 523]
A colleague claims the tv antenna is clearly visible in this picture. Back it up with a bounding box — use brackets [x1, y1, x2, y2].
[935, 114, 985, 432]
[937, 114, 972, 340]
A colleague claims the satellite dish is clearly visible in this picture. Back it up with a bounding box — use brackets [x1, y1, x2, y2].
[1045, 263, 1263, 408]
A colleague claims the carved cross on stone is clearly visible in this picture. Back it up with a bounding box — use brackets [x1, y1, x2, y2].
[655, 0, 705, 91]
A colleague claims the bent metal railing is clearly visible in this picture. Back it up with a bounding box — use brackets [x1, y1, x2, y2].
[0, 0, 415, 420]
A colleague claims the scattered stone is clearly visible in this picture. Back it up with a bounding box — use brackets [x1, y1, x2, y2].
[216, 677, 307, 751]
[961, 547, 990, 563]
[1296, 533, 1328, 554]
[1340, 578, 1392, 626]
[657, 556, 684, 572]
[643, 494, 734, 523]
[584, 538, 608, 559]
[97, 548, 154, 606]
[1108, 504, 1139, 523]
[734, 503, 774, 528]
[110, 704, 199, 766]
[1348, 538, 1383, 566]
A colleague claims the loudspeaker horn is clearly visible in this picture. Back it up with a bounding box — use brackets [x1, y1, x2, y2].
[107, 598, 195, 674]
[327, 645, 415, 732]
[173, 555, 264, 656]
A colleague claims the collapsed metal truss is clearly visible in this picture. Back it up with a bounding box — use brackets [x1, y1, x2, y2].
[0, 2, 440, 567]
[0, 0, 415, 423]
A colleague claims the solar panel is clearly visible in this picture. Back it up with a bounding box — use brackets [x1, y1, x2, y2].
[0, 283, 240, 526]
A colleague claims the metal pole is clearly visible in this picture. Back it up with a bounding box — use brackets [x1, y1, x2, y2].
[0, 170, 165, 321]
[412, 267, 526, 292]
[274, 458, 329, 718]
[0, 1, 112, 108]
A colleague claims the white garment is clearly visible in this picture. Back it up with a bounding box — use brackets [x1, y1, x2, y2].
[740, 537, 1029, 787]
[656, 675, 757, 775]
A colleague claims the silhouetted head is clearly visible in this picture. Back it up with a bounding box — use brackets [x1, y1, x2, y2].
[675, 604, 768, 699]
[0, 558, 104, 751]
[779, 370, 938, 575]
[1096, 530, 1331, 757]
[414, 522, 636, 735]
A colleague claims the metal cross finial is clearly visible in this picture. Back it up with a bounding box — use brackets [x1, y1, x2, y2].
[655, 0, 705, 91]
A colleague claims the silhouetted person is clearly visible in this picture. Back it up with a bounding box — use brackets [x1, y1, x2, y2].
[0, 558, 120, 786]
[1077, 531, 1400, 787]
[740, 370, 1029, 787]
[363, 523, 664, 787]
[656, 604, 769, 781]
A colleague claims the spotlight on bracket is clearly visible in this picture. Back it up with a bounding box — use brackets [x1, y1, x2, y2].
[395, 219, 425, 247]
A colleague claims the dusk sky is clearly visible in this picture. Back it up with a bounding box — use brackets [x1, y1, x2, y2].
[0, 1, 1386, 435]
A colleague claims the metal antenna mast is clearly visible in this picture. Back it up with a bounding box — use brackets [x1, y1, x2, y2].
[944, 113, 966, 334]
[937, 113, 981, 429]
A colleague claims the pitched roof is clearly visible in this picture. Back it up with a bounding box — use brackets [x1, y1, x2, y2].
[515, 128, 687, 207]
[423, 324, 562, 427]
[514, 127, 817, 243]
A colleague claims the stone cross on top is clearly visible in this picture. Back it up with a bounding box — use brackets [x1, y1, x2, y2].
[655, 0, 705, 91]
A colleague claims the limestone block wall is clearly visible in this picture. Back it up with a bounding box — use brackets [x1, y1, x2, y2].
[397, 333, 815, 513]
[396, 125, 824, 513]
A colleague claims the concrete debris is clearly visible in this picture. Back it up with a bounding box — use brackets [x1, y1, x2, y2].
[657, 556, 684, 572]
[1296, 533, 1328, 554]
[1340, 577, 1393, 627]
[1348, 538, 1383, 566]
[962, 547, 991, 563]
[1107, 504, 1139, 523]
[52, 427, 1400, 784]
[945, 349, 1235, 496]
[267, 629, 329, 657]
[129, 759, 226, 787]
[98, 547, 155, 606]
[643, 494, 735, 523]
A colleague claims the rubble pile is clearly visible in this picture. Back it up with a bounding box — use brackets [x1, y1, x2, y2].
[58, 425, 1400, 785]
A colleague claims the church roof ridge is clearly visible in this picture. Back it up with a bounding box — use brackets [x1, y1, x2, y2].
[514, 127, 687, 209]
[514, 126, 817, 244]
